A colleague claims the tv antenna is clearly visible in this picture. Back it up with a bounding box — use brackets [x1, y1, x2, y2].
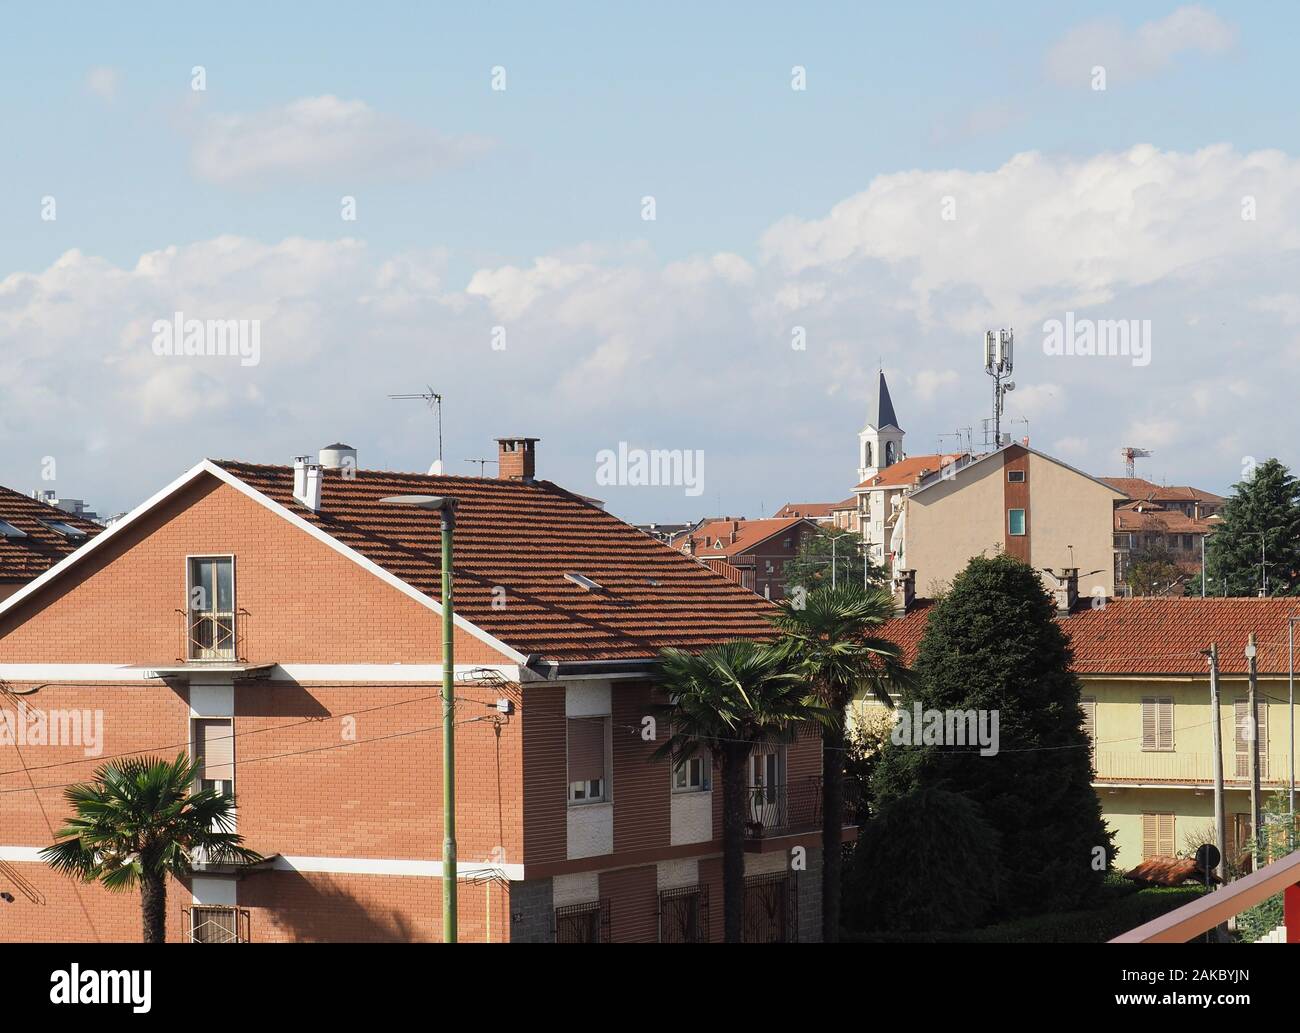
[465, 458, 498, 477]
[1121, 446, 1152, 479]
[983, 328, 1015, 447]
[390, 386, 444, 474]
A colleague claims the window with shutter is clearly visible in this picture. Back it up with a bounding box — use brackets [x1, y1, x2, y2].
[567, 717, 608, 804]
[1140, 697, 1174, 751]
[193, 718, 234, 794]
[1080, 697, 1096, 764]
[1141, 812, 1175, 859]
[1233, 699, 1269, 779]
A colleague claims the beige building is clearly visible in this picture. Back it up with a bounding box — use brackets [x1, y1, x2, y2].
[899, 443, 1122, 599]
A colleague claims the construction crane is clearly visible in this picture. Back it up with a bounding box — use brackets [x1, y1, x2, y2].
[1121, 446, 1152, 479]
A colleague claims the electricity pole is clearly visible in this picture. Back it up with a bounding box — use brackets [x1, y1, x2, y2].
[1207, 643, 1226, 883]
[1247, 632, 1262, 856]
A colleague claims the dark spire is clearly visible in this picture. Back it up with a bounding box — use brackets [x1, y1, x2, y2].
[866, 370, 901, 432]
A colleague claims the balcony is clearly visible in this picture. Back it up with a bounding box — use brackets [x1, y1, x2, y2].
[178, 608, 250, 663]
[744, 776, 858, 842]
[1093, 750, 1288, 788]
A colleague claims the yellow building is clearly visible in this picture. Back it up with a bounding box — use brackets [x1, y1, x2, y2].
[875, 589, 1300, 871]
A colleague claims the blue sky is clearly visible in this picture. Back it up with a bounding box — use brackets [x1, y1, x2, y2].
[2, 2, 1298, 521]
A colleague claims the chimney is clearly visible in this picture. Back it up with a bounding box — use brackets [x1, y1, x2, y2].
[497, 437, 538, 481]
[293, 455, 312, 499]
[1051, 567, 1079, 615]
[319, 443, 358, 477]
[891, 568, 915, 616]
[294, 459, 323, 512]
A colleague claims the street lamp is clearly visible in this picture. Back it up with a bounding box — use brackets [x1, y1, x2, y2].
[382, 493, 459, 943]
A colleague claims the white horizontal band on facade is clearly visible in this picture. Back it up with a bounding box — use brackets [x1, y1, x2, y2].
[0, 846, 524, 881]
[0, 663, 521, 683]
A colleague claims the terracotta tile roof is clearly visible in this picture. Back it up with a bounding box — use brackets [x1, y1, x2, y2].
[854, 453, 962, 491]
[680, 517, 812, 559]
[773, 502, 835, 519]
[880, 597, 1300, 676]
[1114, 505, 1216, 534]
[0, 484, 102, 584]
[1101, 477, 1225, 506]
[214, 462, 777, 662]
[1124, 857, 1219, 886]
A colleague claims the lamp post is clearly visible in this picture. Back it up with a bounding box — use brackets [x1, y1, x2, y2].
[382, 493, 459, 942]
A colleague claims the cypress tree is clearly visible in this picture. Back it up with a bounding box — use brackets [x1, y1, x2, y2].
[872, 554, 1112, 918]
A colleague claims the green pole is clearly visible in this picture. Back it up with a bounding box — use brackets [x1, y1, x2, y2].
[441, 504, 458, 943]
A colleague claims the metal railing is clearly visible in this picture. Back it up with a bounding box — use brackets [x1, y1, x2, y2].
[178, 608, 249, 662]
[1093, 750, 1286, 785]
[184, 906, 250, 943]
[744, 777, 857, 839]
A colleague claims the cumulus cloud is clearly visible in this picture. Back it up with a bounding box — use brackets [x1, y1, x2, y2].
[3, 143, 1300, 520]
[1045, 5, 1236, 87]
[188, 95, 491, 187]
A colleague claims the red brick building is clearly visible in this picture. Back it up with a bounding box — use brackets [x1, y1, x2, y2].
[675, 517, 818, 600]
[0, 438, 837, 943]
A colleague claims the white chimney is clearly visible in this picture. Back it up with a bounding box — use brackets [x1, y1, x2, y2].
[293, 456, 311, 499]
[1049, 568, 1079, 615]
[319, 443, 358, 477]
[294, 460, 323, 512]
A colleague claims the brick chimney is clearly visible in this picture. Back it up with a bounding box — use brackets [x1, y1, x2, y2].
[1050, 568, 1079, 615]
[891, 568, 915, 616]
[496, 437, 538, 482]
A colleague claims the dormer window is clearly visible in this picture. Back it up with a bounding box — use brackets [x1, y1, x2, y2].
[188, 556, 236, 661]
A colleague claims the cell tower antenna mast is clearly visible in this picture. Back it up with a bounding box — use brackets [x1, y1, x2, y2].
[1121, 446, 1153, 479]
[983, 328, 1015, 447]
[390, 386, 444, 474]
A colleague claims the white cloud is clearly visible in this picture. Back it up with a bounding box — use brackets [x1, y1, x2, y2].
[188, 95, 490, 187]
[1045, 5, 1236, 87]
[4, 142, 1300, 519]
[84, 66, 120, 103]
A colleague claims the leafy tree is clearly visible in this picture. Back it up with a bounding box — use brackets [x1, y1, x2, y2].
[1196, 459, 1300, 596]
[845, 787, 1002, 932]
[654, 641, 830, 942]
[771, 584, 910, 942]
[1125, 546, 1184, 596]
[782, 526, 887, 595]
[872, 554, 1112, 919]
[43, 754, 261, 943]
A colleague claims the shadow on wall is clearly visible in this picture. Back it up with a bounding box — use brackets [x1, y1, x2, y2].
[239, 869, 423, 942]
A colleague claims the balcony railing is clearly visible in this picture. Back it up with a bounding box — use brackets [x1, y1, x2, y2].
[1093, 750, 1287, 786]
[178, 608, 249, 663]
[184, 906, 250, 943]
[744, 777, 857, 840]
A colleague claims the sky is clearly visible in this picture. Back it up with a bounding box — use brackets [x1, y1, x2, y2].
[2, 1, 1298, 522]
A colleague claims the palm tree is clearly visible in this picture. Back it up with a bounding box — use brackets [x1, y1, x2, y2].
[771, 583, 910, 943]
[42, 753, 262, 943]
[654, 640, 829, 942]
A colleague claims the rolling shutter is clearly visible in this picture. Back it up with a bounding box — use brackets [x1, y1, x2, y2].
[196, 718, 234, 783]
[568, 718, 607, 783]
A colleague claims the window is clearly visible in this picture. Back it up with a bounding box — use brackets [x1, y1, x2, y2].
[673, 752, 709, 793]
[1007, 509, 1026, 536]
[186, 905, 249, 943]
[0, 519, 27, 538]
[659, 885, 708, 943]
[37, 519, 87, 540]
[193, 718, 234, 796]
[1007, 469, 1025, 483]
[1113, 533, 1132, 549]
[1140, 697, 1174, 752]
[1234, 699, 1269, 779]
[1080, 697, 1097, 764]
[567, 716, 609, 804]
[555, 899, 609, 943]
[1182, 535, 1194, 550]
[187, 557, 235, 660]
[1141, 812, 1175, 859]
